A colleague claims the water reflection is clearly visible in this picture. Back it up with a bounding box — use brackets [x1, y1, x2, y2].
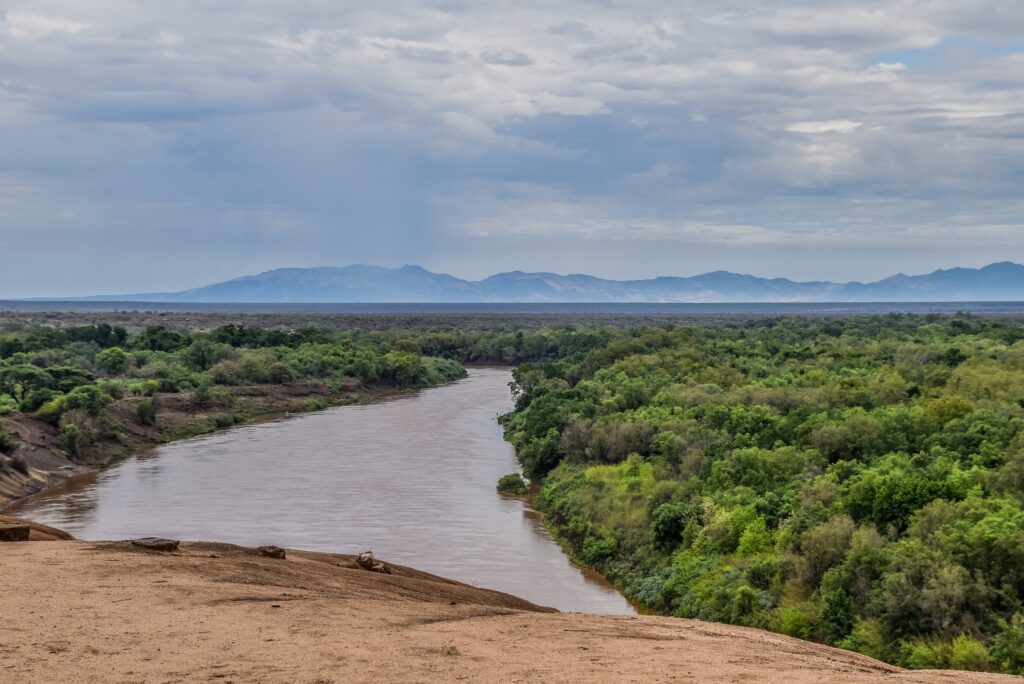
[10, 368, 633, 615]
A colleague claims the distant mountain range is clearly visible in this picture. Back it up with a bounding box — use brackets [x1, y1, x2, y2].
[68, 262, 1024, 303]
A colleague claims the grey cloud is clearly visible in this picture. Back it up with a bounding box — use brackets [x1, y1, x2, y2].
[0, 1, 1023, 296]
[481, 49, 533, 66]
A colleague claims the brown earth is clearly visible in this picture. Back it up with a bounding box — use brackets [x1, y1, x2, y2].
[0, 522, 1017, 683]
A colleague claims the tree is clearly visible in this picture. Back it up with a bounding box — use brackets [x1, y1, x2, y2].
[181, 338, 231, 372]
[0, 365, 53, 402]
[95, 347, 130, 375]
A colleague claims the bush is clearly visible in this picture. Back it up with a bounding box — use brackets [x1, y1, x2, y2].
[192, 382, 228, 408]
[37, 394, 66, 424]
[267, 362, 295, 384]
[497, 473, 529, 495]
[208, 413, 241, 429]
[210, 360, 242, 385]
[63, 384, 110, 416]
[819, 589, 856, 643]
[905, 638, 950, 669]
[129, 380, 160, 397]
[303, 397, 328, 411]
[19, 387, 58, 412]
[780, 604, 815, 640]
[992, 614, 1024, 675]
[0, 394, 17, 414]
[652, 502, 691, 552]
[135, 399, 158, 426]
[59, 423, 80, 456]
[0, 422, 16, 454]
[95, 347, 130, 375]
[950, 634, 991, 672]
[181, 339, 232, 372]
[837, 619, 890, 663]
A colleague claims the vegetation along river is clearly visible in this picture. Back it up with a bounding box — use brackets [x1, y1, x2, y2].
[9, 367, 633, 614]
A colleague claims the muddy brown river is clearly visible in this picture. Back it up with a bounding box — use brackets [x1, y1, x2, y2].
[10, 368, 633, 614]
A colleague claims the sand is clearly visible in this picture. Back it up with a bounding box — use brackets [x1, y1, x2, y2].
[1, 530, 1018, 684]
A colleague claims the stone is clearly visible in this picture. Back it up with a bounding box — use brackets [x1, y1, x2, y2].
[257, 545, 286, 559]
[0, 523, 31, 542]
[356, 550, 392, 574]
[130, 537, 180, 552]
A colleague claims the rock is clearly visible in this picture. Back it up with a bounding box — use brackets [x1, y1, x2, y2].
[257, 545, 286, 559]
[0, 523, 31, 542]
[130, 537, 180, 552]
[356, 550, 392, 574]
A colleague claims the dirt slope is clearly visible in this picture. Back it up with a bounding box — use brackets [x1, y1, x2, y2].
[0, 532, 1017, 683]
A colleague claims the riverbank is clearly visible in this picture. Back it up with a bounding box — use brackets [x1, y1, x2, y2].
[1, 524, 1013, 684]
[1, 379, 447, 511]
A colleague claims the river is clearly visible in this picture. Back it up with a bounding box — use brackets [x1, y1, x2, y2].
[8, 367, 633, 614]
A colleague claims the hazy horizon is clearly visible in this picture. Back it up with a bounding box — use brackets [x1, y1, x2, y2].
[0, 259, 1017, 299]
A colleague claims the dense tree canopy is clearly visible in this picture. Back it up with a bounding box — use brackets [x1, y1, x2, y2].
[503, 315, 1024, 674]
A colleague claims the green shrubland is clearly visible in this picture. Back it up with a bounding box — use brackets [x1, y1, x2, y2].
[503, 315, 1024, 674]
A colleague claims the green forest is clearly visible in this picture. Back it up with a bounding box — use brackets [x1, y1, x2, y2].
[4, 314, 1024, 674]
[503, 315, 1024, 674]
[0, 320, 605, 463]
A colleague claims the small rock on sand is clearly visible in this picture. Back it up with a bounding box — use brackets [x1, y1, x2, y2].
[356, 550, 392, 574]
[130, 537, 180, 552]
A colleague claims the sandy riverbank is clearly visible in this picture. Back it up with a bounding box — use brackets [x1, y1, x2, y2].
[1, 522, 1016, 683]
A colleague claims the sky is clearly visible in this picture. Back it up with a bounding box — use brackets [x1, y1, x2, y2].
[2, 1, 1024, 297]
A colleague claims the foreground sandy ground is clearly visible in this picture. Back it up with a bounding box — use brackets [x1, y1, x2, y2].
[1, 530, 1018, 683]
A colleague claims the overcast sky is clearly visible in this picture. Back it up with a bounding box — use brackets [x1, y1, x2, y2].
[2, 1, 1023, 296]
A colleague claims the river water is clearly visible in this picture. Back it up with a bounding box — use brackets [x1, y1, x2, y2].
[9, 368, 633, 614]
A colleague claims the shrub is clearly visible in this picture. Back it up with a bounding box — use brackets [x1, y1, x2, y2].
[838, 619, 890, 663]
[181, 338, 232, 372]
[950, 634, 991, 672]
[905, 637, 949, 669]
[19, 387, 58, 412]
[303, 397, 328, 411]
[0, 394, 17, 414]
[59, 423, 80, 456]
[208, 413, 241, 429]
[63, 384, 110, 416]
[95, 347, 130, 375]
[135, 399, 158, 426]
[992, 614, 1024, 675]
[819, 589, 856, 643]
[0, 422, 16, 454]
[745, 558, 779, 590]
[129, 380, 160, 397]
[37, 395, 66, 424]
[737, 517, 772, 555]
[267, 362, 295, 384]
[497, 473, 529, 495]
[192, 382, 228, 408]
[780, 604, 816, 640]
[652, 502, 691, 552]
[210, 360, 242, 385]
[581, 528, 617, 564]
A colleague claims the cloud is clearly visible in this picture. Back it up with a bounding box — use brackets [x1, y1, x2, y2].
[1, 1, 1023, 295]
[3, 12, 88, 39]
[786, 120, 863, 134]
